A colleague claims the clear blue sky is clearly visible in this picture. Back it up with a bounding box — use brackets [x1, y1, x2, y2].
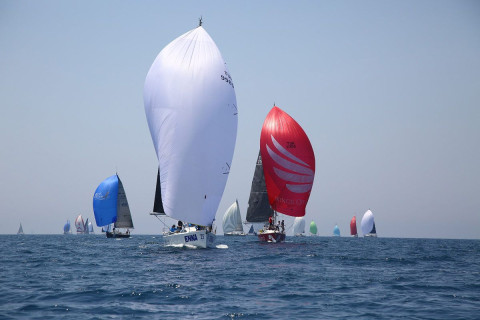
[1, 1, 479, 238]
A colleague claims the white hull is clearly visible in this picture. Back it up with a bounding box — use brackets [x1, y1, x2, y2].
[163, 229, 216, 248]
[224, 232, 246, 236]
[364, 233, 377, 237]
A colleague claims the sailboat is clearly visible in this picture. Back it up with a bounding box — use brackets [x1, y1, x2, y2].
[63, 220, 71, 234]
[144, 20, 238, 248]
[361, 209, 377, 237]
[75, 214, 85, 234]
[17, 223, 24, 235]
[257, 106, 316, 242]
[84, 218, 90, 234]
[309, 220, 317, 236]
[93, 174, 134, 238]
[293, 217, 306, 236]
[245, 151, 274, 237]
[222, 200, 245, 236]
[87, 220, 94, 234]
[333, 224, 341, 237]
[350, 216, 358, 237]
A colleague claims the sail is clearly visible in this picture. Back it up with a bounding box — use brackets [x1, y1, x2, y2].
[144, 25, 237, 226]
[246, 151, 273, 223]
[93, 175, 119, 227]
[84, 218, 90, 234]
[293, 217, 306, 235]
[222, 200, 244, 234]
[63, 220, 71, 234]
[260, 106, 315, 217]
[333, 224, 340, 236]
[350, 216, 357, 236]
[87, 221, 94, 233]
[361, 209, 376, 235]
[152, 168, 165, 214]
[309, 221, 317, 235]
[247, 225, 255, 235]
[114, 176, 134, 229]
[17, 223, 24, 235]
[75, 214, 85, 233]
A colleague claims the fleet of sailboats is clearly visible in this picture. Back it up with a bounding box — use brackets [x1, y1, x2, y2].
[256, 106, 316, 243]
[93, 174, 134, 238]
[143, 20, 237, 248]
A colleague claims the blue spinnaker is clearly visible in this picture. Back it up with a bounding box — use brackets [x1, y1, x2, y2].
[93, 175, 119, 227]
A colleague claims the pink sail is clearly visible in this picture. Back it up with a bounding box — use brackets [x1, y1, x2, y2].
[260, 106, 315, 217]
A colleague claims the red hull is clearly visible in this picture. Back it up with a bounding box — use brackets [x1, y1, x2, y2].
[257, 231, 286, 243]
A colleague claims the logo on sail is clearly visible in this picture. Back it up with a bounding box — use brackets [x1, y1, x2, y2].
[93, 191, 109, 200]
[265, 135, 314, 194]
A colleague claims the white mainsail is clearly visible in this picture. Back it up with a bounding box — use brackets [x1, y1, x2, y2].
[222, 200, 244, 234]
[293, 217, 306, 236]
[144, 25, 238, 227]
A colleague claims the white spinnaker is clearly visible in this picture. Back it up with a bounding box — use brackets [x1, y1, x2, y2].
[361, 210, 375, 235]
[144, 26, 237, 226]
[222, 200, 243, 233]
[293, 217, 306, 235]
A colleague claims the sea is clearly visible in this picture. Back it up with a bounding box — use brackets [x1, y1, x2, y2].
[1, 235, 479, 319]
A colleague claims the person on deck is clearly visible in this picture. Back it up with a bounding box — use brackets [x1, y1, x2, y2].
[269, 216, 273, 230]
[281, 220, 285, 233]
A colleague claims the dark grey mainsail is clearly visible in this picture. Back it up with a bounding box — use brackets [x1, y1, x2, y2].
[115, 176, 134, 229]
[246, 151, 273, 223]
[152, 168, 165, 214]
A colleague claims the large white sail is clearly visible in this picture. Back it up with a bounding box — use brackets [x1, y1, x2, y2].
[222, 200, 244, 234]
[293, 217, 306, 235]
[144, 25, 237, 226]
[361, 209, 376, 236]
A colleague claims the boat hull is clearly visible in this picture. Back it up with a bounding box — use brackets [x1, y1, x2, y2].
[163, 230, 216, 248]
[258, 230, 285, 243]
[224, 232, 246, 236]
[106, 231, 131, 238]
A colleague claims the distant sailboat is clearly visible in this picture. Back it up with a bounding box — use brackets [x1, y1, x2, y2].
[93, 174, 134, 238]
[350, 216, 358, 237]
[361, 209, 377, 237]
[84, 218, 90, 234]
[309, 221, 317, 236]
[75, 214, 85, 234]
[144, 21, 237, 248]
[17, 223, 24, 235]
[257, 106, 316, 243]
[63, 220, 71, 234]
[293, 217, 306, 236]
[245, 151, 274, 236]
[87, 220, 94, 234]
[247, 224, 257, 236]
[222, 200, 245, 236]
[333, 224, 341, 237]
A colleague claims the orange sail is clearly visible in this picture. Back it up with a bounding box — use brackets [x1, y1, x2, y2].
[350, 216, 357, 236]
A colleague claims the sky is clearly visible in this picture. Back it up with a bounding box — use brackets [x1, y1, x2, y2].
[1, 0, 479, 239]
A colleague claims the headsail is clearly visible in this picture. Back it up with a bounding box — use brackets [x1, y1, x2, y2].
[361, 209, 376, 236]
[350, 216, 357, 236]
[246, 151, 273, 223]
[309, 221, 317, 235]
[260, 106, 315, 217]
[144, 25, 237, 226]
[293, 217, 306, 235]
[75, 214, 85, 233]
[152, 168, 165, 215]
[93, 175, 119, 227]
[17, 223, 24, 235]
[222, 200, 244, 234]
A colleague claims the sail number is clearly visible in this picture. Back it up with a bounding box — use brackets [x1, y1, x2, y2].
[221, 71, 234, 88]
[184, 234, 198, 242]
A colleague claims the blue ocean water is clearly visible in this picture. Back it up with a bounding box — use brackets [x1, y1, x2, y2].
[1, 235, 479, 319]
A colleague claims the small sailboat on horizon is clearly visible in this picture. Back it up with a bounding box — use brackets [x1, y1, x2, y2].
[144, 20, 238, 248]
[222, 199, 245, 236]
[93, 174, 134, 238]
[361, 209, 377, 237]
[293, 217, 306, 236]
[333, 224, 341, 237]
[309, 220, 317, 236]
[17, 223, 24, 235]
[350, 216, 358, 237]
[63, 220, 71, 234]
[75, 214, 85, 234]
